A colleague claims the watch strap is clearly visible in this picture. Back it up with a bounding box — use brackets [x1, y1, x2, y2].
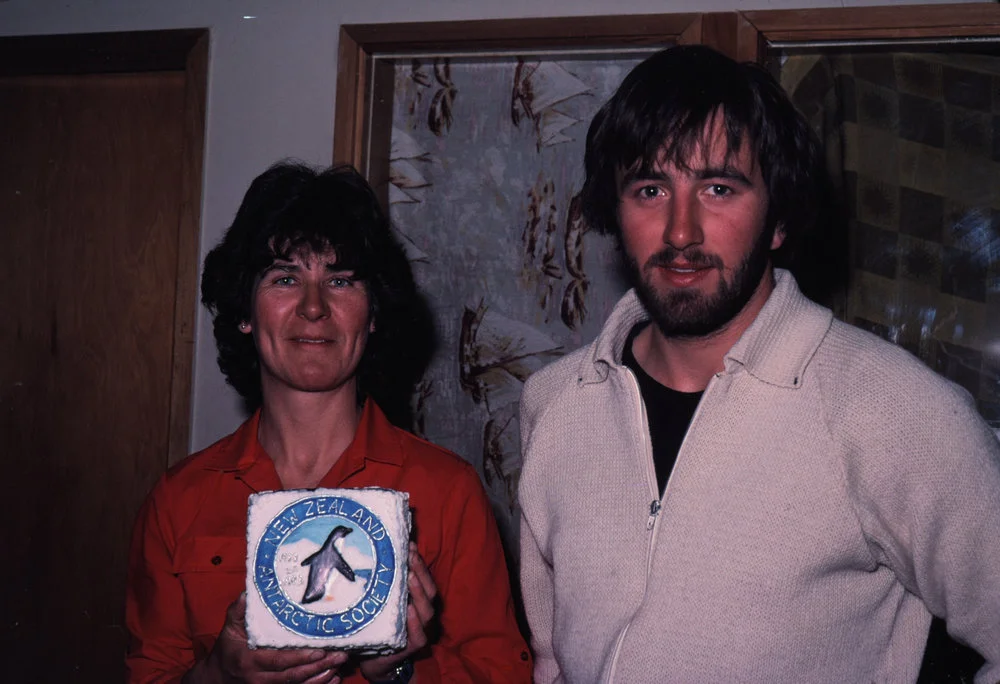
[367, 658, 414, 684]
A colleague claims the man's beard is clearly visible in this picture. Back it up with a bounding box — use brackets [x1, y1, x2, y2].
[625, 230, 773, 339]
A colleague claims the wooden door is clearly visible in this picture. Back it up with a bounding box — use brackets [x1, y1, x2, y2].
[0, 31, 205, 682]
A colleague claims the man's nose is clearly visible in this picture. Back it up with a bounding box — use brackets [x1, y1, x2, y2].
[662, 192, 703, 250]
[297, 283, 330, 320]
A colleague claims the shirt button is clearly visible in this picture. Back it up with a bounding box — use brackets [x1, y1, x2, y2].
[520, 651, 530, 661]
[211, 555, 223, 566]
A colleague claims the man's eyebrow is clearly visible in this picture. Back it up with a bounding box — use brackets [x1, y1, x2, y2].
[694, 166, 752, 185]
[618, 166, 753, 187]
[620, 169, 668, 186]
[264, 261, 355, 273]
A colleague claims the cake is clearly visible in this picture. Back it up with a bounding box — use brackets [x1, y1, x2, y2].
[245, 487, 411, 652]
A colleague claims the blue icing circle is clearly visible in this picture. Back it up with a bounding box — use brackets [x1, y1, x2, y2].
[253, 495, 397, 638]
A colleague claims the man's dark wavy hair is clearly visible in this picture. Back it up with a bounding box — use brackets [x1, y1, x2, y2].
[581, 45, 836, 287]
[201, 162, 432, 425]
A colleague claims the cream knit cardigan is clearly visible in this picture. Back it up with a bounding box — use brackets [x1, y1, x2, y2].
[519, 270, 1000, 684]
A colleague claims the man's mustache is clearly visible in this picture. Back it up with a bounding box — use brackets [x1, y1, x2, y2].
[645, 248, 723, 271]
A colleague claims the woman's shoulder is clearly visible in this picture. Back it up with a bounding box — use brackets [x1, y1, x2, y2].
[391, 425, 477, 479]
[157, 417, 255, 494]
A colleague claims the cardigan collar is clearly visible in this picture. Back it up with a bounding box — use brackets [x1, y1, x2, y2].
[580, 269, 833, 389]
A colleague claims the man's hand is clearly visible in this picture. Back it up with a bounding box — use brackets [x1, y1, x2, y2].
[186, 593, 348, 684]
[358, 543, 438, 682]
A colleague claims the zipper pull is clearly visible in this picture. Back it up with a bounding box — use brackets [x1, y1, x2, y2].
[647, 500, 661, 530]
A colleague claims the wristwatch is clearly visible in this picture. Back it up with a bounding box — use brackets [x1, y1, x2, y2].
[368, 659, 414, 684]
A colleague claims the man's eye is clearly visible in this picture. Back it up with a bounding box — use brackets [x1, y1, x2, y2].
[708, 184, 732, 196]
[637, 185, 661, 199]
[274, 276, 296, 285]
[331, 277, 353, 288]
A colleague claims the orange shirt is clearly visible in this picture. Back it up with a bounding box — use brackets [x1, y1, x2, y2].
[126, 400, 531, 683]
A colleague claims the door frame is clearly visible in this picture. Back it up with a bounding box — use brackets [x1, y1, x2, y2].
[333, 4, 1000, 175]
[0, 29, 209, 465]
[332, 14, 704, 175]
[738, 2, 1000, 61]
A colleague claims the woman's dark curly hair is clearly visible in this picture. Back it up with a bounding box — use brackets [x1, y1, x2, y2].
[581, 45, 837, 286]
[201, 162, 432, 425]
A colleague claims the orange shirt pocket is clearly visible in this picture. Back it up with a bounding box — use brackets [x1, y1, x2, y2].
[173, 536, 246, 649]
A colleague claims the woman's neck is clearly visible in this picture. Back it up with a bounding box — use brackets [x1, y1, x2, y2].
[256, 384, 362, 490]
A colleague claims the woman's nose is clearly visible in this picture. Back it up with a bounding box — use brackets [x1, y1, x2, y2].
[297, 283, 330, 320]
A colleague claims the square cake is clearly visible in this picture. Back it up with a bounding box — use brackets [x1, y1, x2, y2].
[245, 487, 411, 653]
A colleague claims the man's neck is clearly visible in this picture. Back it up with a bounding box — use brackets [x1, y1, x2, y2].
[257, 381, 362, 489]
[632, 268, 777, 392]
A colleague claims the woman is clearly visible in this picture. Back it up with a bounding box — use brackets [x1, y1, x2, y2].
[126, 163, 531, 683]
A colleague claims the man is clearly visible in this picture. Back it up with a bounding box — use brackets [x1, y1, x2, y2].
[518, 45, 1000, 683]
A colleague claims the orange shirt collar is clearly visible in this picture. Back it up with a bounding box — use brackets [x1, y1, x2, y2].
[199, 398, 404, 477]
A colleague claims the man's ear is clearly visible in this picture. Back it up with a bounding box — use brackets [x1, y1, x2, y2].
[771, 223, 786, 250]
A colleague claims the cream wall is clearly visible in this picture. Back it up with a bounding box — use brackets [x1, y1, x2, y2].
[0, 0, 978, 451]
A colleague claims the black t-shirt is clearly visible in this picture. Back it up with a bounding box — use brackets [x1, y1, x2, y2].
[621, 323, 703, 497]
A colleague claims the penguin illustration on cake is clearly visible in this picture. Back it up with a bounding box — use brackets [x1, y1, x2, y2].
[301, 525, 357, 603]
[274, 518, 376, 614]
[302, 525, 368, 603]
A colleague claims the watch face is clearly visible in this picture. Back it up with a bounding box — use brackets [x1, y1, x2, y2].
[389, 660, 414, 683]
[372, 659, 414, 684]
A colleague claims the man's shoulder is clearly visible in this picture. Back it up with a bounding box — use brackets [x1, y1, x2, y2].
[813, 319, 991, 440]
[818, 319, 961, 396]
[521, 344, 595, 413]
[526, 343, 593, 387]
[522, 288, 645, 403]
